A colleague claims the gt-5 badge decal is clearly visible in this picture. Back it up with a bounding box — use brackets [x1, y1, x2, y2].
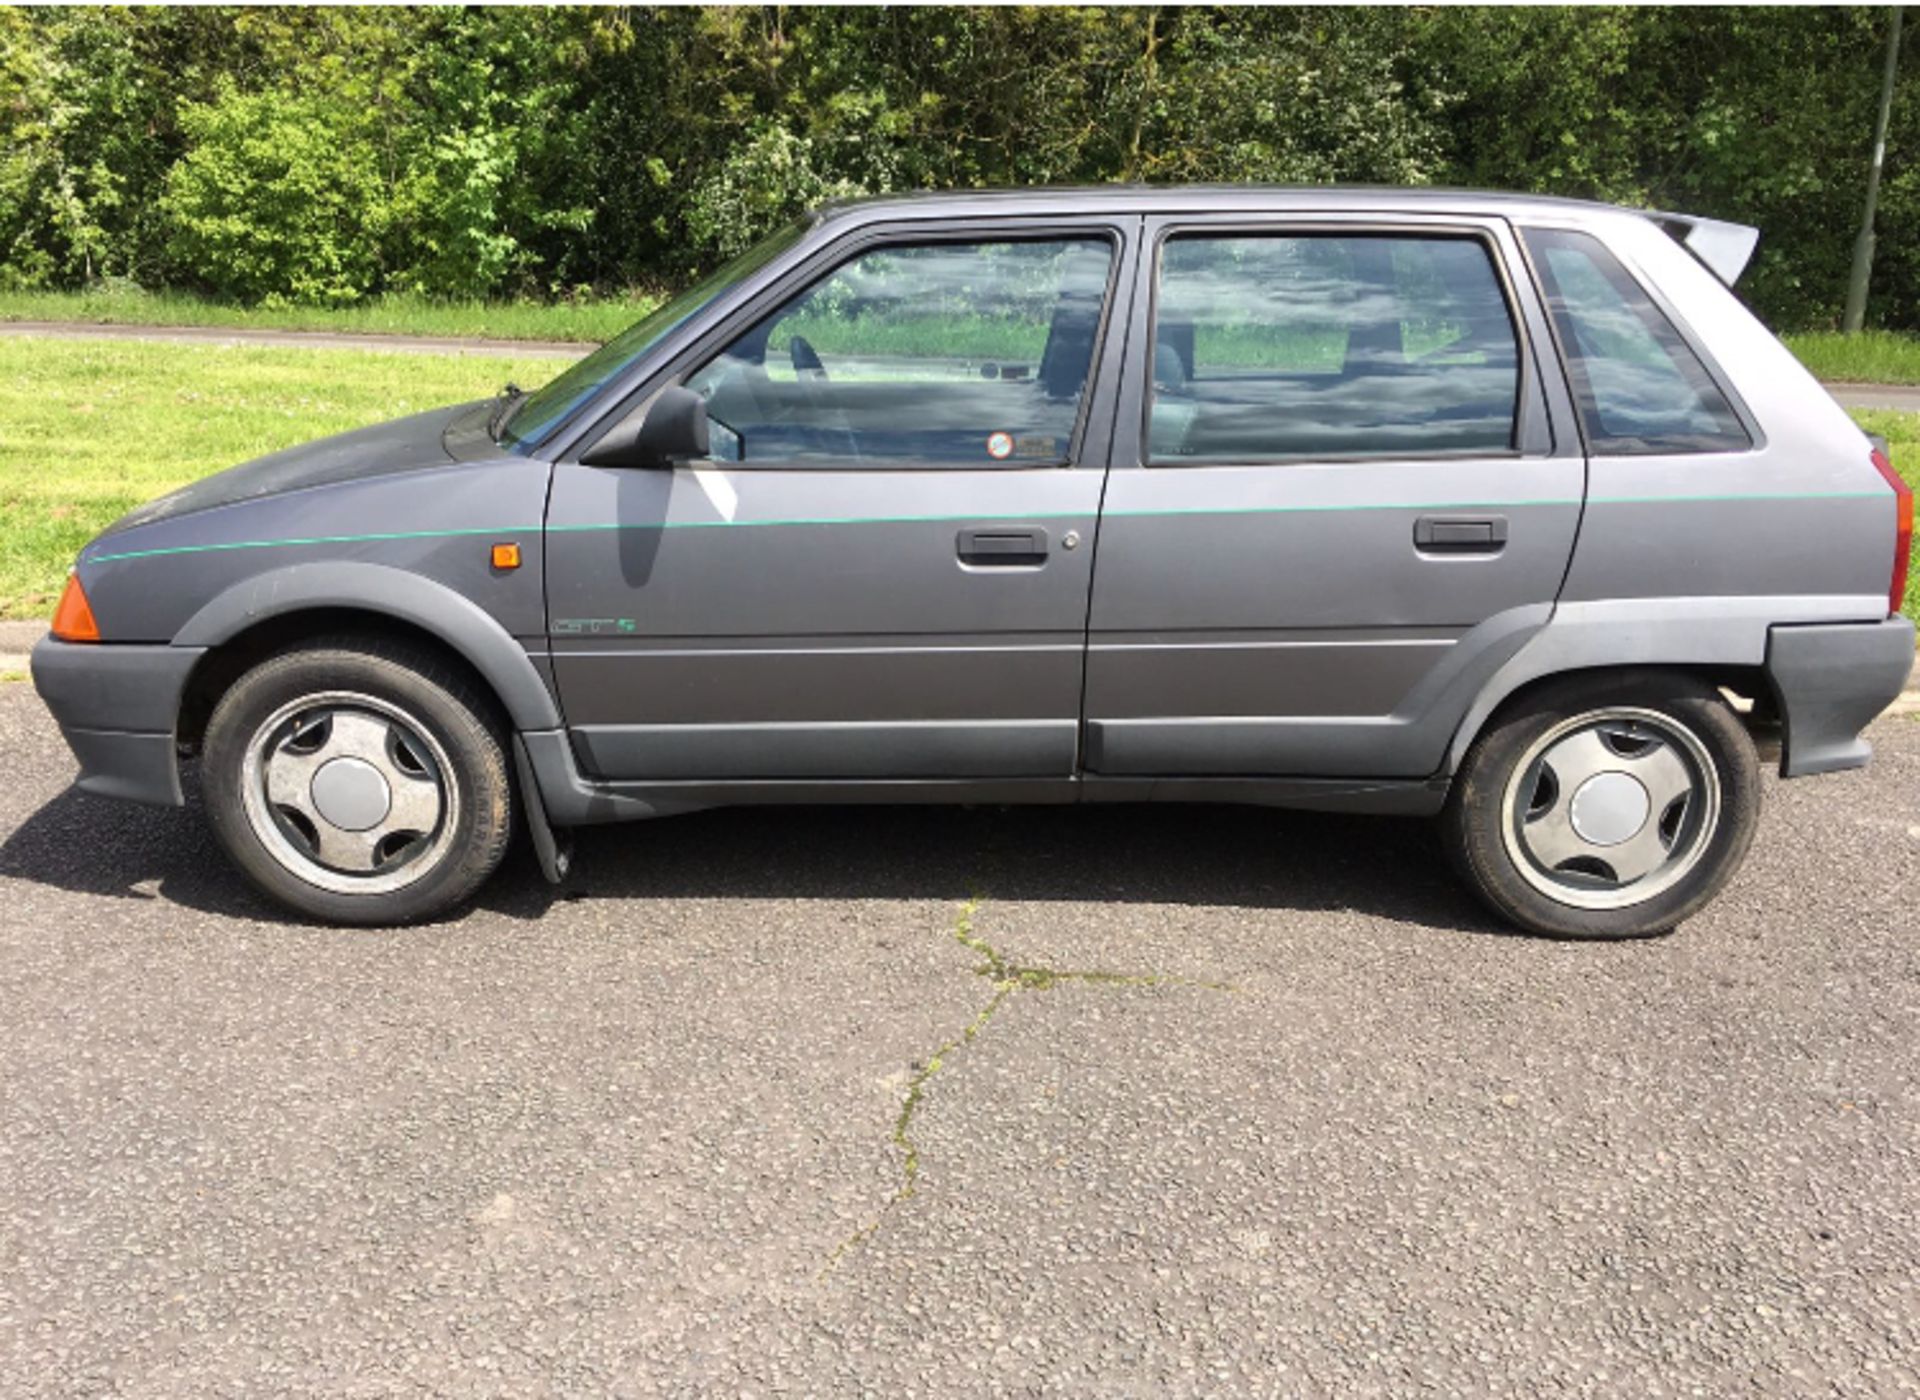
[552, 618, 639, 635]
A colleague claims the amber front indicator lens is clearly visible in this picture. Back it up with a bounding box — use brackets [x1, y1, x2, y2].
[51, 574, 100, 642]
[490, 542, 522, 571]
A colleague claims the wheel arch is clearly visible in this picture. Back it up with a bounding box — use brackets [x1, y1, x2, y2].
[172, 562, 559, 750]
[1445, 661, 1774, 771]
[1434, 595, 1861, 775]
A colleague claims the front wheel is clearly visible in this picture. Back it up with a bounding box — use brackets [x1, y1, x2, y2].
[201, 639, 514, 925]
[1442, 672, 1761, 939]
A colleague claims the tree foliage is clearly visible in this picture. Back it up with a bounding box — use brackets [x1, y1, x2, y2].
[163, 85, 389, 305]
[0, 5, 1913, 327]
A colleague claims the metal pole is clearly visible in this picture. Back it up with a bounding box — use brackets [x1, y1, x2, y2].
[1845, 7, 1904, 332]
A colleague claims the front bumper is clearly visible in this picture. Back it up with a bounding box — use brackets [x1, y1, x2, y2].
[30, 637, 205, 806]
[1766, 617, 1917, 777]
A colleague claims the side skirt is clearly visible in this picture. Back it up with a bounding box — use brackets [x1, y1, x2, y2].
[519, 729, 1449, 826]
[1081, 775, 1449, 817]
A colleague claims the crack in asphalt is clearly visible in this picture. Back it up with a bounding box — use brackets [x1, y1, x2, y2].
[822, 897, 1235, 1277]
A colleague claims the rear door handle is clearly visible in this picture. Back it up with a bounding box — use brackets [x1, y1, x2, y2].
[1413, 515, 1508, 554]
[958, 525, 1048, 566]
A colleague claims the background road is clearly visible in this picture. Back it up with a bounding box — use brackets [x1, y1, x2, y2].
[2, 684, 1917, 1396]
[0, 320, 586, 360]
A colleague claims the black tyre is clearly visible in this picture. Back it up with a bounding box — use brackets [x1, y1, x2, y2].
[200, 637, 513, 925]
[1442, 670, 1761, 939]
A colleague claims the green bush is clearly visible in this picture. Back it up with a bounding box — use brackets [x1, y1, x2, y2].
[162, 86, 389, 305]
[380, 11, 593, 300]
[685, 124, 862, 260]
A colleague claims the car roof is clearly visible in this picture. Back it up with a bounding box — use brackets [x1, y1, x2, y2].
[809, 184, 1641, 226]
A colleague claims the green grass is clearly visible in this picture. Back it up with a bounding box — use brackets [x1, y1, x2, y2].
[774, 314, 1475, 371]
[0, 338, 560, 618]
[0, 334, 1912, 624]
[0, 288, 657, 345]
[1783, 330, 1920, 386]
[776, 311, 1050, 363]
[1848, 406, 1920, 461]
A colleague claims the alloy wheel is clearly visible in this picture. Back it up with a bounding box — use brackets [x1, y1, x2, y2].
[239, 691, 458, 896]
[1500, 706, 1722, 911]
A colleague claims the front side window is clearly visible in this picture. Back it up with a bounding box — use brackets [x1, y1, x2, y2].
[1147, 233, 1521, 463]
[1523, 227, 1749, 455]
[684, 236, 1114, 467]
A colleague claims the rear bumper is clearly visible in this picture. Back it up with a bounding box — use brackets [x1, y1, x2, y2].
[30, 637, 204, 806]
[1766, 617, 1916, 777]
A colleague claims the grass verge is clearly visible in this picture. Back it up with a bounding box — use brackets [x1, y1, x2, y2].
[1782, 330, 1920, 386]
[0, 288, 655, 345]
[0, 338, 560, 618]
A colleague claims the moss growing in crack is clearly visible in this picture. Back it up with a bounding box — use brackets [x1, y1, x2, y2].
[953, 897, 1228, 994]
[822, 896, 1234, 1276]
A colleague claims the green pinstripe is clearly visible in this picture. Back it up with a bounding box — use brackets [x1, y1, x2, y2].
[83, 489, 1891, 565]
[87, 524, 537, 564]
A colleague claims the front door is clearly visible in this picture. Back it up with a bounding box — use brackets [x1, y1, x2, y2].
[545, 228, 1128, 784]
[1083, 216, 1585, 780]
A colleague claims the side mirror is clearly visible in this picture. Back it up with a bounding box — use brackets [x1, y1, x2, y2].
[580, 385, 710, 469]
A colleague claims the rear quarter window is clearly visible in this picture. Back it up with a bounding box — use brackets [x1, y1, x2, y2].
[1523, 226, 1750, 455]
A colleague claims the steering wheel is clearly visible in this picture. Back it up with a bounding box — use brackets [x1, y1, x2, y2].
[789, 335, 828, 383]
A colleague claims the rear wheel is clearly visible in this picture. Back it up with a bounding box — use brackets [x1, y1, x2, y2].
[1443, 672, 1761, 938]
[201, 639, 513, 925]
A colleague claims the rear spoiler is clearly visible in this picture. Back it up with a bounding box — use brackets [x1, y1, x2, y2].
[1646, 210, 1760, 287]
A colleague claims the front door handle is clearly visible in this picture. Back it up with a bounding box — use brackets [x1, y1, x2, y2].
[958, 525, 1049, 566]
[1413, 515, 1508, 554]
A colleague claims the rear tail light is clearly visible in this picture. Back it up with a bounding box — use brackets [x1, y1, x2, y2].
[50, 573, 100, 642]
[1871, 447, 1913, 616]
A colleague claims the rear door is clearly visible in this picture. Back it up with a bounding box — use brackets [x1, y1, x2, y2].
[544, 220, 1132, 784]
[1083, 213, 1584, 779]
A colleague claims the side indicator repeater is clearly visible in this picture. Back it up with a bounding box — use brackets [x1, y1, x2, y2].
[490, 542, 522, 571]
[51, 573, 101, 642]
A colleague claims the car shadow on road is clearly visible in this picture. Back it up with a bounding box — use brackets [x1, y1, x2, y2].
[0, 780, 1515, 937]
[0, 783, 279, 919]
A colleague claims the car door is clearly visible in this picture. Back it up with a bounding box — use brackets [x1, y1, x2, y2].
[1082, 213, 1585, 780]
[544, 221, 1132, 785]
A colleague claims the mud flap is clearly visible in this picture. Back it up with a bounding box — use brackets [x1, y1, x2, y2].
[512, 733, 574, 884]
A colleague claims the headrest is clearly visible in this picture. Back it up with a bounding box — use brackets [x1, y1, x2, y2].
[1153, 340, 1188, 392]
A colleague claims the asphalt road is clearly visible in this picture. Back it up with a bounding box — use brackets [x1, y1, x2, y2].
[1825, 381, 1920, 413]
[2, 683, 1918, 1396]
[0, 320, 586, 360]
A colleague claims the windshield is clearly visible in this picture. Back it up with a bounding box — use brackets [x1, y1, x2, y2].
[502, 221, 805, 449]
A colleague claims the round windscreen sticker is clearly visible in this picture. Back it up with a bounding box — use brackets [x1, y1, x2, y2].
[986, 432, 1014, 460]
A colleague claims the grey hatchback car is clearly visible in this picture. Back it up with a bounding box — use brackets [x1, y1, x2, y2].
[31, 187, 1916, 936]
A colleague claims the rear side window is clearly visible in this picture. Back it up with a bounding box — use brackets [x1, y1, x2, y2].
[1523, 227, 1750, 455]
[1147, 233, 1521, 463]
